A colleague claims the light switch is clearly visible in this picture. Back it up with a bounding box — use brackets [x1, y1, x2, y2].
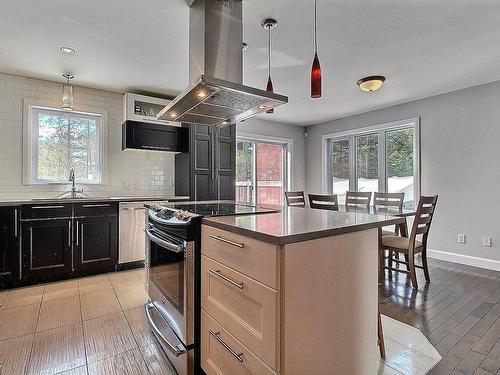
[483, 237, 492, 247]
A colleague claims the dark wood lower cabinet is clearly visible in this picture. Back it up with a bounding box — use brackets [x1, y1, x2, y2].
[74, 215, 117, 274]
[21, 219, 73, 282]
[0, 207, 19, 289]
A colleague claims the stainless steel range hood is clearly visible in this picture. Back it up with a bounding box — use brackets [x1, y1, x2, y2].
[157, 0, 288, 127]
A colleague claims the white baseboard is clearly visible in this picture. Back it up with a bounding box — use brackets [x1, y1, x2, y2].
[427, 249, 500, 272]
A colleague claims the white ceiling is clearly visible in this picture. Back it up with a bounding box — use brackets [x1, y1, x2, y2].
[2, 0, 500, 126]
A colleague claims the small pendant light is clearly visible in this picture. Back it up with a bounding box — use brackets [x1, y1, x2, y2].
[262, 18, 278, 114]
[311, 0, 322, 98]
[62, 73, 75, 110]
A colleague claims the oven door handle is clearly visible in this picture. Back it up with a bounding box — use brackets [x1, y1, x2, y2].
[145, 302, 187, 357]
[145, 228, 185, 253]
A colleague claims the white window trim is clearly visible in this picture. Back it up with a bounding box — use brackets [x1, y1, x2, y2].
[23, 98, 109, 185]
[237, 132, 293, 192]
[321, 117, 420, 202]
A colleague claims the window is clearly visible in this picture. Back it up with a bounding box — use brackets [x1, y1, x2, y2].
[325, 118, 419, 208]
[24, 104, 104, 184]
[236, 137, 288, 206]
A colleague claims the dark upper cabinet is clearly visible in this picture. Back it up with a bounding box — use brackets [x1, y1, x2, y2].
[74, 215, 117, 274]
[175, 124, 235, 201]
[122, 121, 189, 152]
[21, 219, 73, 282]
[0, 207, 19, 288]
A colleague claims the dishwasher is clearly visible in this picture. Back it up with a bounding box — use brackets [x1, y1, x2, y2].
[119, 201, 167, 266]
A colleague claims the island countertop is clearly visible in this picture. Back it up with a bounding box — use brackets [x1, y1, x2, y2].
[202, 206, 405, 245]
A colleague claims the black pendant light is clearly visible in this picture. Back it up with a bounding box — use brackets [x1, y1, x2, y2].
[262, 18, 278, 113]
[311, 0, 322, 98]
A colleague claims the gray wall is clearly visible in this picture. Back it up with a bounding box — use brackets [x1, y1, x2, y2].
[237, 118, 306, 191]
[305, 81, 500, 261]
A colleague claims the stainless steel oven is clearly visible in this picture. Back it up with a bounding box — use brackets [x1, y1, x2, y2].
[145, 219, 196, 375]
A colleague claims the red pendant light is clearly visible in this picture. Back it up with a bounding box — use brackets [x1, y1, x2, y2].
[262, 18, 278, 113]
[311, 0, 322, 98]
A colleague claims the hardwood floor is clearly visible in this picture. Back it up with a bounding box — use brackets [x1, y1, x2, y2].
[380, 257, 500, 375]
[0, 269, 174, 375]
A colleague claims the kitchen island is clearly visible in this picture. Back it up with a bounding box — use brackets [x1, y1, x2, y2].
[200, 207, 404, 375]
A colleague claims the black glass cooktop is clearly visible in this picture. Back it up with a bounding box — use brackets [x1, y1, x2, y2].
[168, 202, 279, 217]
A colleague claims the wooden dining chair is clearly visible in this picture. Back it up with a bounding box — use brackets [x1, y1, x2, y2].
[378, 309, 386, 358]
[345, 191, 372, 209]
[285, 191, 306, 207]
[308, 194, 339, 211]
[379, 195, 439, 289]
[374, 192, 407, 269]
[374, 192, 405, 236]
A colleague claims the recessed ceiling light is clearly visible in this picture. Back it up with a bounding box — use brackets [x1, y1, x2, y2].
[60, 46, 76, 55]
[258, 105, 266, 109]
[170, 113, 177, 118]
[197, 91, 207, 98]
[357, 75, 386, 92]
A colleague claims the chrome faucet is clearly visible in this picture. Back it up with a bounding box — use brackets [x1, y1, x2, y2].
[68, 168, 84, 198]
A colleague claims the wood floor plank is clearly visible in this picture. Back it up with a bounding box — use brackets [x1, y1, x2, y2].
[1, 286, 44, 309]
[114, 283, 148, 311]
[56, 365, 88, 374]
[0, 334, 34, 374]
[123, 306, 156, 347]
[140, 342, 177, 375]
[480, 338, 500, 373]
[87, 349, 149, 375]
[27, 323, 86, 375]
[80, 289, 122, 321]
[83, 312, 137, 363]
[107, 271, 142, 288]
[451, 350, 485, 375]
[43, 280, 79, 302]
[0, 303, 39, 340]
[37, 295, 81, 332]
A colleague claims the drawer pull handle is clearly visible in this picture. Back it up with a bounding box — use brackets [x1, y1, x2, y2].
[209, 330, 244, 363]
[209, 235, 245, 248]
[82, 204, 111, 208]
[31, 205, 64, 209]
[209, 269, 244, 289]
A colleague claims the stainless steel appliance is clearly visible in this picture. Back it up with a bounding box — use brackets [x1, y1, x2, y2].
[156, 0, 288, 127]
[145, 202, 279, 374]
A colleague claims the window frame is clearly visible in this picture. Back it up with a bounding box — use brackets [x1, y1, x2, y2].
[236, 132, 292, 205]
[23, 99, 109, 185]
[322, 117, 420, 207]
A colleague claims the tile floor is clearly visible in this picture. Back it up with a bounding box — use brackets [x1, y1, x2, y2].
[0, 269, 176, 375]
[0, 269, 440, 375]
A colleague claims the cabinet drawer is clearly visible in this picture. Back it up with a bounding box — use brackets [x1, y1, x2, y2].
[74, 202, 118, 217]
[201, 225, 279, 289]
[202, 310, 278, 375]
[21, 204, 72, 219]
[202, 255, 279, 370]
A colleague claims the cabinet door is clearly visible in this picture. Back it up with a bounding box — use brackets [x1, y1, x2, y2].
[191, 124, 214, 200]
[22, 219, 72, 282]
[75, 216, 117, 275]
[215, 125, 236, 200]
[0, 207, 19, 288]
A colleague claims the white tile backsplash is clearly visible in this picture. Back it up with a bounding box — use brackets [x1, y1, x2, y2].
[0, 73, 175, 200]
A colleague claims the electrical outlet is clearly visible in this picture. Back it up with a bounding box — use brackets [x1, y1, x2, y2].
[483, 236, 492, 247]
[458, 234, 466, 244]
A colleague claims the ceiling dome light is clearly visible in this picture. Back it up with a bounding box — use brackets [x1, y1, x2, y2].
[60, 46, 76, 55]
[357, 75, 386, 92]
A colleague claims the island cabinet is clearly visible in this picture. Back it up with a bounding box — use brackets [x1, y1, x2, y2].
[200, 221, 381, 375]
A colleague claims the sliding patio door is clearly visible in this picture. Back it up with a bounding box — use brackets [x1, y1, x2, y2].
[236, 139, 287, 206]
